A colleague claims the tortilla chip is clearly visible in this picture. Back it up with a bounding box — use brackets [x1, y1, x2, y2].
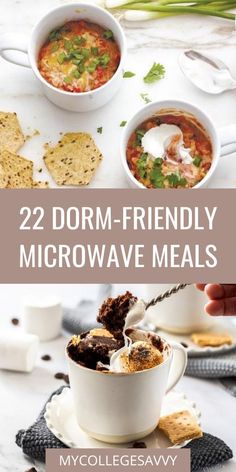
[0, 163, 8, 188]
[43, 132, 103, 186]
[158, 410, 202, 444]
[0, 111, 24, 153]
[191, 332, 233, 347]
[0, 150, 33, 188]
[32, 181, 49, 188]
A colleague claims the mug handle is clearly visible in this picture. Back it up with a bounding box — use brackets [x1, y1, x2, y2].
[0, 34, 30, 68]
[166, 342, 187, 393]
[218, 125, 236, 157]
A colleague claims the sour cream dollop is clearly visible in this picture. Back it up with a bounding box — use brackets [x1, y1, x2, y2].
[141, 124, 193, 164]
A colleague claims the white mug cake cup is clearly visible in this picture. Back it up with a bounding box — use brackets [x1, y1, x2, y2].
[121, 99, 236, 189]
[66, 334, 187, 443]
[0, 3, 126, 112]
[146, 284, 214, 334]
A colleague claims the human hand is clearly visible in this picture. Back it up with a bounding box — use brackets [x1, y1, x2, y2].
[196, 284, 236, 316]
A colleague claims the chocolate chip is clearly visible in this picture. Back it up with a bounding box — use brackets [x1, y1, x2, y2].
[54, 372, 70, 384]
[180, 342, 189, 348]
[130, 441, 147, 448]
[63, 374, 70, 385]
[41, 354, 51, 361]
[54, 372, 64, 380]
[11, 318, 19, 326]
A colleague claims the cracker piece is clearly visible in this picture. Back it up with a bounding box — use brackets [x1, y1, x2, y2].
[43, 132, 103, 186]
[158, 410, 202, 444]
[32, 181, 49, 188]
[0, 150, 33, 188]
[191, 332, 233, 347]
[0, 111, 24, 153]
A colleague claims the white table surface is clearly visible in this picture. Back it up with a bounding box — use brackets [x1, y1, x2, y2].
[0, 284, 235, 472]
[0, 0, 236, 188]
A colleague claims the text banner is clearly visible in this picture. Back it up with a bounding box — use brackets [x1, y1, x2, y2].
[0, 189, 235, 283]
[46, 448, 191, 472]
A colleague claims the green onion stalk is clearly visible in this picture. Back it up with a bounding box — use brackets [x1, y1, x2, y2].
[121, 2, 236, 19]
[105, 0, 236, 21]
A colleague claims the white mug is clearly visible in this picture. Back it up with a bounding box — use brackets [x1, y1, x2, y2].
[0, 3, 126, 112]
[121, 99, 236, 189]
[66, 335, 187, 443]
[146, 284, 214, 334]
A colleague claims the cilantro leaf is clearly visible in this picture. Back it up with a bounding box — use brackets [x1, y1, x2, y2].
[135, 129, 145, 146]
[153, 157, 163, 167]
[140, 93, 151, 104]
[97, 127, 103, 134]
[166, 173, 187, 188]
[120, 121, 127, 127]
[143, 62, 165, 84]
[150, 167, 165, 188]
[137, 153, 148, 179]
[123, 71, 135, 78]
[193, 156, 202, 167]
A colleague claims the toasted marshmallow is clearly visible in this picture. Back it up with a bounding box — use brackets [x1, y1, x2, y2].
[119, 341, 163, 373]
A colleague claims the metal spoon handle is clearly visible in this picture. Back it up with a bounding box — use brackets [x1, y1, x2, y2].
[145, 283, 190, 310]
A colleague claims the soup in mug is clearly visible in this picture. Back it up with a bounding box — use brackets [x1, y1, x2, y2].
[126, 109, 213, 189]
[38, 20, 120, 93]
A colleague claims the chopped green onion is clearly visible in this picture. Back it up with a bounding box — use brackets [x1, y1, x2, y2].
[91, 47, 99, 56]
[193, 156, 202, 167]
[72, 69, 81, 79]
[73, 35, 86, 46]
[48, 29, 62, 42]
[123, 71, 136, 78]
[103, 30, 114, 39]
[81, 48, 90, 59]
[64, 76, 73, 84]
[78, 63, 85, 73]
[51, 43, 59, 53]
[57, 52, 67, 64]
[87, 59, 100, 73]
[64, 40, 73, 51]
[99, 54, 110, 67]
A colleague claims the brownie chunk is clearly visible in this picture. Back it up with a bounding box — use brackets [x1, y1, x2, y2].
[97, 291, 137, 340]
[67, 332, 123, 370]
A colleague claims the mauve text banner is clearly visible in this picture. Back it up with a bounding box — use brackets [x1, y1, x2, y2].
[46, 448, 190, 472]
[0, 189, 235, 283]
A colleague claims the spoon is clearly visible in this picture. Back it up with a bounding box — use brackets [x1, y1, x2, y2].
[110, 283, 190, 371]
[179, 50, 236, 94]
